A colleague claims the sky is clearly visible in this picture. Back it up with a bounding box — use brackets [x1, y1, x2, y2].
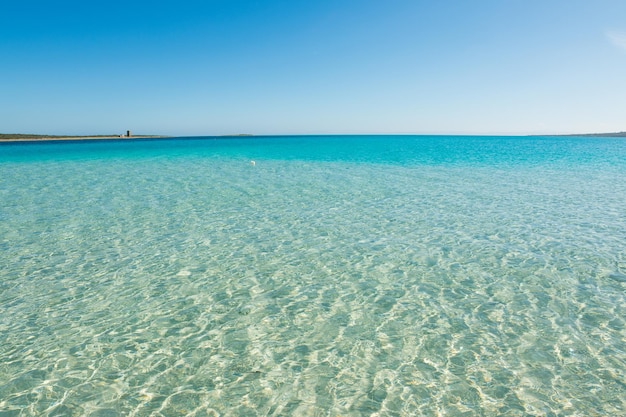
[1, 0, 625, 136]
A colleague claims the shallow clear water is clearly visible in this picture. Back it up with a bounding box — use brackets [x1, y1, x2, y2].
[1, 135, 625, 416]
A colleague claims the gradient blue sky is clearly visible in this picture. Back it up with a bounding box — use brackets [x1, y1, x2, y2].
[2, 0, 625, 136]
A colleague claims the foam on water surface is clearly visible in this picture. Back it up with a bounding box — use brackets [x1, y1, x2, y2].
[1, 136, 625, 416]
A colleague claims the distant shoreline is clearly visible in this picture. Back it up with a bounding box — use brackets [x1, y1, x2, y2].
[0, 134, 169, 143]
[1, 131, 624, 143]
[547, 131, 626, 138]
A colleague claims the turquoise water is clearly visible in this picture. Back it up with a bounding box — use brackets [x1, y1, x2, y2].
[1, 135, 625, 416]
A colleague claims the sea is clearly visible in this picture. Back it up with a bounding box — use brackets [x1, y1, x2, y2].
[1, 135, 625, 416]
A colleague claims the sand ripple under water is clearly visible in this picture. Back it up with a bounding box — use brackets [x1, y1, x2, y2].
[1, 136, 625, 416]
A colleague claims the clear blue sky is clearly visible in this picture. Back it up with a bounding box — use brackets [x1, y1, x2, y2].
[2, 0, 625, 136]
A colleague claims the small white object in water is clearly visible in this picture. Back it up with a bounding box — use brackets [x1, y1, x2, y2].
[250, 160, 256, 166]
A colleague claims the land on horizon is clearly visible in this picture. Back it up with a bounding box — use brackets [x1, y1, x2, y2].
[1, 131, 625, 142]
[555, 131, 626, 137]
[0, 133, 168, 142]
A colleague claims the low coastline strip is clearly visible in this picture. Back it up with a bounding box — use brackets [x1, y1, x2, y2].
[0, 134, 168, 142]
